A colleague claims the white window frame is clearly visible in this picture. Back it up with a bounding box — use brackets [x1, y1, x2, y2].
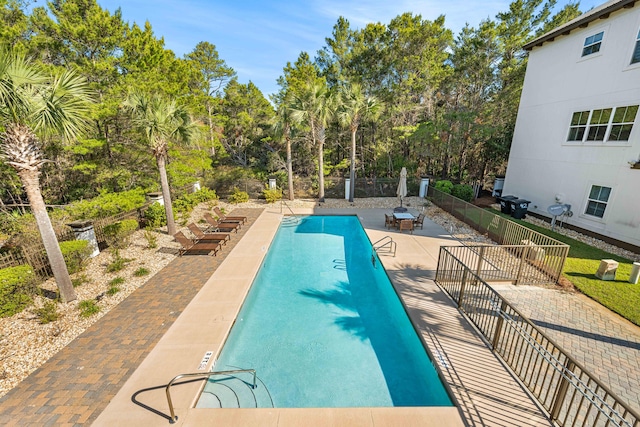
[583, 185, 612, 220]
[565, 105, 638, 144]
[631, 29, 640, 65]
[585, 108, 612, 141]
[582, 31, 604, 57]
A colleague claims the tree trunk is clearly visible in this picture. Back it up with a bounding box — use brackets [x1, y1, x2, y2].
[349, 128, 357, 202]
[207, 102, 216, 156]
[18, 169, 76, 302]
[286, 137, 294, 201]
[318, 138, 325, 202]
[156, 154, 177, 236]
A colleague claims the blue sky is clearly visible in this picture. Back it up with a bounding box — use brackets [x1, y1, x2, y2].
[91, 0, 602, 97]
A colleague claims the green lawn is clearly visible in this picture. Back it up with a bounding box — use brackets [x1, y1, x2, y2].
[491, 210, 640, 326]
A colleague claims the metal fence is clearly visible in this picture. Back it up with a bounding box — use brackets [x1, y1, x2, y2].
[0, 208, 141, 278]
[438, 244, 569, 285]
[436, 247, 640, 427]
[428, 186, 569, 285]
[211, 177, 423, 199]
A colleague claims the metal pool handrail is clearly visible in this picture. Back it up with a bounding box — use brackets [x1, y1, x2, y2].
[372, 236, 396, 257]
[165, 369, 257, 423]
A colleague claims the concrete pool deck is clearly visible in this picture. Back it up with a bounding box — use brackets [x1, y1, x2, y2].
[93, 206, 549, 426]
[0, 206, 552, 426]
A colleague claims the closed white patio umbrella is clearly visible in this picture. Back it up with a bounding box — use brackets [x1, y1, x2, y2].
[396, 167, 407, 208]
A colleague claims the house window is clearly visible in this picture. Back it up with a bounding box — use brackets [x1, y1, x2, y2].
[582, 31, 604, 56]
[567, 111, 589, 141]
[632, 30, 640, 64]
[586, 108, 611, 141]
[567, 105, 638, 142]
[609, 105, 639, 141]
[585, 185, 611, 218]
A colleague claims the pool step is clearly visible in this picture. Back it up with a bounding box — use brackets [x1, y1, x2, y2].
[281, 216, 302, 227]
[197, 372, 274, 408]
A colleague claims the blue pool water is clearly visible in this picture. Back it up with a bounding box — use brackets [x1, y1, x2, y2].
[198, 215, 452, 408]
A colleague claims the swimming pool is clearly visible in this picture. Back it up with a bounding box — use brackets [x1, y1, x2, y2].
[197, 215, 452, 408]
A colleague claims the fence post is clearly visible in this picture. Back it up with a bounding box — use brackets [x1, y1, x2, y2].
[475, 245, 485, 278]
[515, 246, 526, 285]
[458, 268, 468, 307]
[550, 359, 576, 422]
[491, 300, 507, 350]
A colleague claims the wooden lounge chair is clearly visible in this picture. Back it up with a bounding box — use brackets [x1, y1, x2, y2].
[174, 231, 220, 256]
[204, 213, 240, 233]
[399, 219, 414, 234]
[187, 223, 230, 245]
[214, 207, 247, 224]
[413, 213, 425, 230]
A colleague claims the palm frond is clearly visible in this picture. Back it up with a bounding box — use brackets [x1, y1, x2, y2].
[31, 69, 93, 141]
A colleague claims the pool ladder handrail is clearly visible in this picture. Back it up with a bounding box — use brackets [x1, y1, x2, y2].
[372, 236, 396, 257]
[280, 200, 302, 224]
[166, 369, 257, 423]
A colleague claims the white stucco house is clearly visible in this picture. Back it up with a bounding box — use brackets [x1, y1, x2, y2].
[502, 0, 640, 249]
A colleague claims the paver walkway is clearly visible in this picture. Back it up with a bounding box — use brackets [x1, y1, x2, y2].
[0, 208, 262, 426]
[493, 284, 640, 413]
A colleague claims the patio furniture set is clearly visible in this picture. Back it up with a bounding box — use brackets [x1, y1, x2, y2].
[385, 210, 425, 234]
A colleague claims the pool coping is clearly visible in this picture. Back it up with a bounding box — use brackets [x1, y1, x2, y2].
[92, 207, 549, 426]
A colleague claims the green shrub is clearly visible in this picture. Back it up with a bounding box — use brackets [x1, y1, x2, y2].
[72, 274, 90, 288]
[229, 188, 249, 204]
[106, 285, 120, 296]
[0, 265, 36, 317]
[133, 267, 150, 277]
[263, 186, 283, 204]
[63, 189, 147, 220]
[173, 188, 219, 217]
[106, 277, 124, 296]
[144, 202, 167, 228]
[103, 219, 138, 249]
[0, 210, 23, 240]
[435, 180, 454, 194]
[190, 187, 218, 203]
[108, 277, 125, 286]
[35, 300, 59, 324]
[106, 255, 132, 273]
[452, 184, 474, 202]
[143, 228, 158, 249]
[59, 240, 92, 274]
[78, 299, 100, 317]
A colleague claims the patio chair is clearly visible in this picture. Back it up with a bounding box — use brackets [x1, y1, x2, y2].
[398, 219, 414, 234]
[174, 231, 221, 256]
[204, 213, 240, 233]
[384, 213, 395, 229]
[413, 213, 425, 230]
[187, 223, 230, 245]
[214, 207, 247, 224]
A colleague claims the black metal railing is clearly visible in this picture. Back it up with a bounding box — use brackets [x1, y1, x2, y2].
[436, 247, 640, 427]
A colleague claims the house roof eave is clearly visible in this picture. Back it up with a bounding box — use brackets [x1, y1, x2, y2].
[524, 0, 636, 51]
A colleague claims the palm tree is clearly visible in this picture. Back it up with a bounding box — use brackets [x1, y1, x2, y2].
[337, 82, 382, 203]
[272, 94, 296, 201]
[290, 81, 335, 202]
[123, 92, 197, 236]
[0, 48, 93, 302]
